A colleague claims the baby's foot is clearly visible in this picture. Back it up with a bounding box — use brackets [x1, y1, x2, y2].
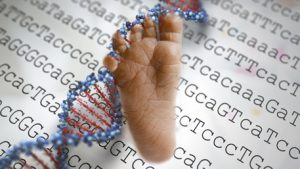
[104, 15, 182, 162]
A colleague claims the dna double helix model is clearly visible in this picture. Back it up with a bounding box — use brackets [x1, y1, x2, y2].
[0, 0, 208, 168]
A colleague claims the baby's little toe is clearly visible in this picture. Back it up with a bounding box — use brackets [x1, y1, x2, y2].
[103, 55, 118, 72]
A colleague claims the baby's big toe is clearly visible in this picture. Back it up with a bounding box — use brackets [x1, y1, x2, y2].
[159, 15, 183, 43]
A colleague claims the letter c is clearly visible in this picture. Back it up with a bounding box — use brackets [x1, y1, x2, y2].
[0, 106, 12, 117]
[174, 147, 186, 159]
[132, 159, 145, 169]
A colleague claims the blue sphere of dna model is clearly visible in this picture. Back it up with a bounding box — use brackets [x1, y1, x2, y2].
[0, 0, 208, 168]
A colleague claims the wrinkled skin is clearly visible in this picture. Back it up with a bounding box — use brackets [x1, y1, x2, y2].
[104, 15, 182, 162]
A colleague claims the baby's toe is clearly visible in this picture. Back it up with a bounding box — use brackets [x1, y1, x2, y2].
[143, 17, 157, 39]
[130, 24, 144, 43]
[103, 55, 118, 72]
[113, 31, 128, 56]
[159, 15, 183, 43]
